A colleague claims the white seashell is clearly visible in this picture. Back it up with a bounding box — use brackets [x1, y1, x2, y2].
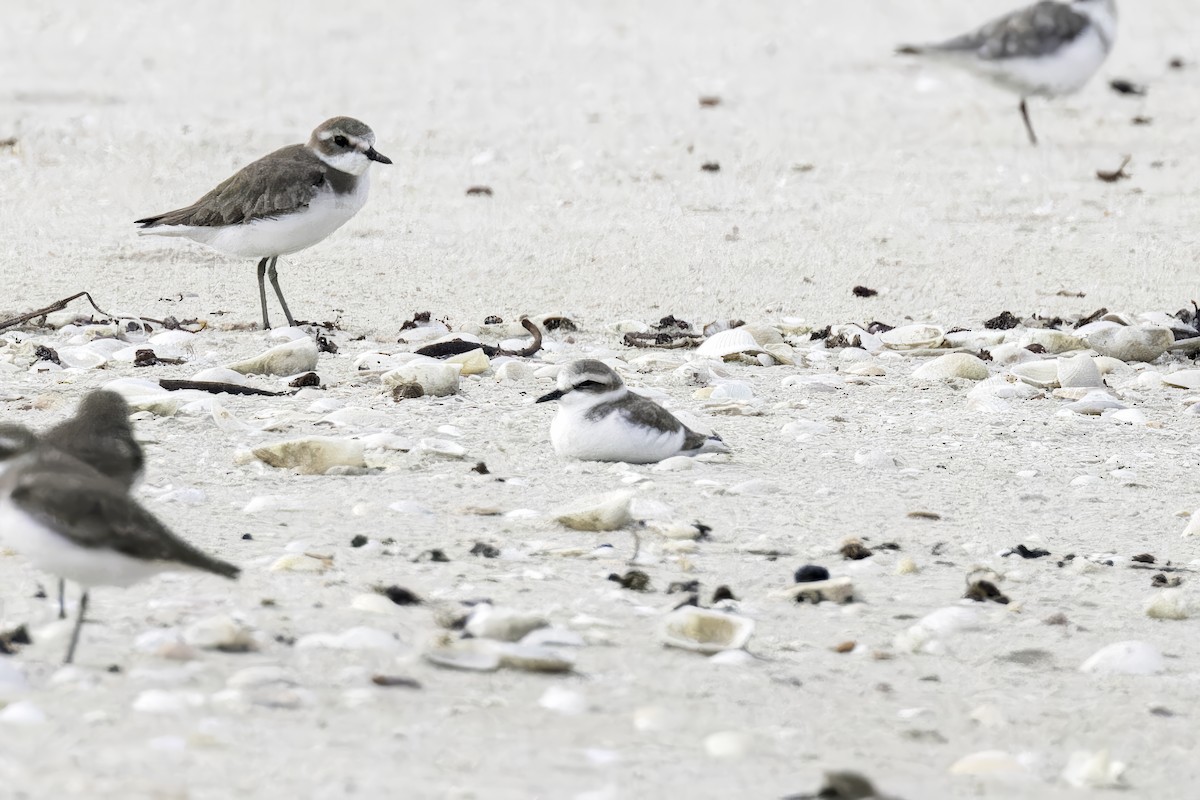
[495, 643, 575, 673]
[132, 689, 205, 715]
[1062, 392, 1127, 416]
[423, 638, 502, 672]
[183, 615, 257, 652]
[520, 627, 587, 648]
[0, 662, 27, 702]
[319, 407, 394, 430]
[0, 701, 46, 726]
[381, 361, 461, 396]
[1181, 509, 1200, 538]
[695, 328, 765, 360]
[709, 381, 754, 401]
[148, 330, 196, 348]
[1018, 329, 1084, 354]
[878, 324, 943, 350]
[987, 342, 1040, 365]
[226, 666, 294, 689]
[1145, 589, 1191, 620]
[781, 374, 847, 392]
[944, 330, 1006, 349]
[763, 343, 795, 365]
[778, 577, 856, 604]
[250, 436, 365, 474]
[349, 594, 402, 614]
[446, 348, 490, 375]
[56, 347, 108, 370]
[1109, 408, 1147, 425]
[896, 557, 919, 575]
[912, 353, 989, 381]
[1079, 641, 1165, 675]
[227, 337, 319, 377]
[1056, 354, 1104, 388]
[411, 438, 466, 459]
[296, 627, 400, 651]
[243, 495, 309, 513]
[659, 606, 754, 654]
[612, 320, 650, 334]
[1085, 326, 1173, 363]
[1061, 750, 1127, 789]
[948, 750, 1027, 776]
[539, 686, 587, 715]
[704, 731, 752, 759]
[651, 456, 695, 472]
[353, 352, 403, 372]
[1010, 360, 1060, 388]
[495, 361, 534, 382]
[465, 606, 549, 642]
[1162, 369, 1200, 390]
[269, 553, 332, 573]
[554, 490, 634, 531]
[842, 362, 885, 377]
[191, 367, 250, 385]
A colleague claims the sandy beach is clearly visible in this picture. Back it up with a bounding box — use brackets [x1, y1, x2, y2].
[1, 1, 1199, 798]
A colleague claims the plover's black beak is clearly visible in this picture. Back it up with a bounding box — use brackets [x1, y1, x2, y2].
[535, 388, 565, 403]
[366, 147, 392, 165]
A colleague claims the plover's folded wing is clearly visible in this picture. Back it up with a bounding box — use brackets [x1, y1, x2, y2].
[135, 144, 325, 228]
[11, 469, 240, 579]
[930, 1, 1090, 60]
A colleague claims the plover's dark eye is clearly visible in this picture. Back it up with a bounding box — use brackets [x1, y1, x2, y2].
[575, 380, 603, 390]
[333, 135, 349, 147]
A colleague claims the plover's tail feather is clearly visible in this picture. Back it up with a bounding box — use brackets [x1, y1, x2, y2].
[682, 428, 731, 456]
[895, 44, 925, 55]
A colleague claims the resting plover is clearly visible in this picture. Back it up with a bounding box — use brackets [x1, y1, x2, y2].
[136, 116, 392, 329]
[898, 0, 1118, 144]
[0, 438, 239, 663]
[42, 391, 145, 618]
[536, 360, 730, 464]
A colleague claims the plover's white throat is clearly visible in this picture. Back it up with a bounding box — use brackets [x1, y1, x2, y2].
[136, 116, 392, 329]
[0, 434, 239, 664]
[536, 359, 730, 464]
[41, 391, 146, 619]
[898, 0, 1118, 144]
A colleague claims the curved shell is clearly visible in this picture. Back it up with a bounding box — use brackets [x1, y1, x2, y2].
[56, 347, 108, 370]
[1010, 359, 1060, 388]
[1162, 370, 1200, 390]
[1056, 354, 1104, 389]
[1017, 329, 1085, 354]
[878, 324, 944, 350]
[988, 342, 1041, 366]
[659, 607, 754, 654]
[911, 353, 989, 381]
[1085, 326, 1173, 363]
[695, 328, 765, 359]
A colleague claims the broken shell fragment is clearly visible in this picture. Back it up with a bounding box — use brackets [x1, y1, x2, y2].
[227, 337, 319, 377]
[695, 328, 765, 360]
[554, 490, 635, 531]
[778, 577, 856, 604]
[659, 606, 754, 654]
[1056, 354, 1104, 388]
[381, 361, 462, 396]
[1085, 326, 1173, 363]
[911, 353, 989, 381]
[248, 436, 366, 475]
[878, 324, 944, 350]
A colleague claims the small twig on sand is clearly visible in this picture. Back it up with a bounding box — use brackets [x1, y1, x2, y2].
[0, 292, 205, 333]
[159, 379, 288, 397]
[415, 317, 544, 359]
[628, 527, 642, 565]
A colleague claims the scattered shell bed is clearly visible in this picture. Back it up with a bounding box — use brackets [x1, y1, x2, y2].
[1, 305, 1199, 798]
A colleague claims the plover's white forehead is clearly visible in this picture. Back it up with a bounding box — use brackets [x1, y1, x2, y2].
[314, 116, 376, 146]
[559, 359, 623, 390]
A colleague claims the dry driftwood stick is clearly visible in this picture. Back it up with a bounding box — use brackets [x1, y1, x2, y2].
[0, 292, 115, 332]
[159, 379, 288, 397]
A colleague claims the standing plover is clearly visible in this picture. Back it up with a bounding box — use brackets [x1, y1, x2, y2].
[897, 0, 1118, 144]
[0, 441, 239, 664]
[135, 116, 392, 329]
[536, 360, 730, 464]
[42, 391, 145, 618]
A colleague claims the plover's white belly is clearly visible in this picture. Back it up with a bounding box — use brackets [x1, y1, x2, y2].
[146, 176, 370, 259]
[970, 28, 1109, 97]
[551, 407, 686, 464]
[0, 499, 174, 588]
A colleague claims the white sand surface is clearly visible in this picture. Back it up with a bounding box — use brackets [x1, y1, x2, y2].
[1, 1, 1199, 798]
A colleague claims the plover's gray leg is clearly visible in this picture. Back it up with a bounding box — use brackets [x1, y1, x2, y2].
[64, 590, 89, 665]
[256, 257, 272, 330]
[266, 256, 296, 328]
[1020, 99, 1038, 146]
[58, 579, 66, 619]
